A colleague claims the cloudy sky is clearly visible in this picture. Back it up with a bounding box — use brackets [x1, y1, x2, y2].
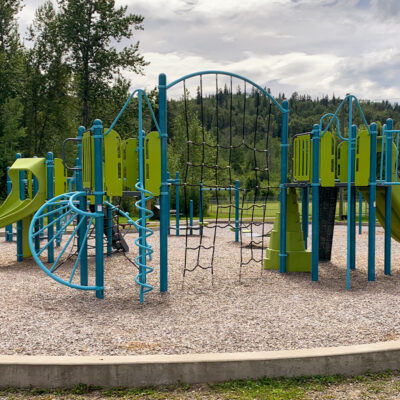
[18, 0, 400, 101]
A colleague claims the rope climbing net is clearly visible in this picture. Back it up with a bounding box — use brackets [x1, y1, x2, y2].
[170, 73, 279, 282]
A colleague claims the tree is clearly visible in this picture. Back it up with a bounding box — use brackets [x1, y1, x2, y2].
[24, 1, 74, 156]
[57, 0, 149, 126]
[0, 0, 26, 188]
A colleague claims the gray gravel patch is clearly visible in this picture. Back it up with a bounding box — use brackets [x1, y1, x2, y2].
[0, 224, 399, 356]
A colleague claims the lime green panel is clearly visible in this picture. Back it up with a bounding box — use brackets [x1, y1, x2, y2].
[0, 158, 46, 229]
[376, 138, 397, 181]
[82, 131, 93, 189]
[264, 188, 311, 272]
[104, 129, 123, 197]
[54, 158, 67, 195]
[22, 216, 31, 257]
[355, 130, 370, 186]
[320, 132, 336, 187]
[122, 138, 138, 191]
[145, 131, 161, 196]
[336, 141, 348, 182]
[292, 134, 312, 181]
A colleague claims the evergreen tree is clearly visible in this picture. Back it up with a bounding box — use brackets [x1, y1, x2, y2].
[57, 0, 149, 126]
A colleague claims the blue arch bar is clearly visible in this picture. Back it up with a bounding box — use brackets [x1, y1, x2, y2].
[166, 70, 286, 114]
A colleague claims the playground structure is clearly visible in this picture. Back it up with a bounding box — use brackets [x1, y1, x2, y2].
[1, 70, 399, 303]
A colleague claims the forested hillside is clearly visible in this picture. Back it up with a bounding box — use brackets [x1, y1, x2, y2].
[1, 1, 400, 198]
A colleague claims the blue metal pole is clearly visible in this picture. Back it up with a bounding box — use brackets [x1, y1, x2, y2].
[368, 122, 377, 281]
[175, 171, 180, 236]
[76, 127, 88, 286]
[350, 125, 357, 271]
[159, 73, 168, 293]
[92, 119, 104, 298]
[16, 153, 24, 262]
[311, 124, 320, 281]
[279, 100, 289, 274]
[138, 92, 147, 300]
[346, 96, 354, 289]
[190, 199, 193, 235]
[384, 118, 393, 275]
[46, 152, 54, 263]
[235, 180, 240, 242]
[199, 182, 204, 236]
[302, 186, 309, 248]
[5, 167, 13, 242]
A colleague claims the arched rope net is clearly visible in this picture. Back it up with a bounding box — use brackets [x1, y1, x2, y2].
[168, 74, 279, 283]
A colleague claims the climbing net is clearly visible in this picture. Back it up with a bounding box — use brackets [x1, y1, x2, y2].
[170, 74, 278, 282]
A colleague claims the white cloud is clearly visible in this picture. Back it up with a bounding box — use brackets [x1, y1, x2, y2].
[18, 0, 400, 101]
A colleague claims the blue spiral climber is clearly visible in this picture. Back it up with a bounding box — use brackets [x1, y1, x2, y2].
[132, 182, 154, 303]
[105, 183, 154, 304]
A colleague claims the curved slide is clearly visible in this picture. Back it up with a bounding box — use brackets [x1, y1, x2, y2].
[0, 158, 46, 257]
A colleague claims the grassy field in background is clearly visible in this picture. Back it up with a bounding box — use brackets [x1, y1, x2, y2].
[206, 199, 370, 221]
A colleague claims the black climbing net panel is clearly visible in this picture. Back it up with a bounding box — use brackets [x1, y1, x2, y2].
[170, 74, 277, 282]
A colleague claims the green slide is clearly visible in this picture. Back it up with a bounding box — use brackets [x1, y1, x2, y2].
[361, 186, 400, 242]
[0, 158, 47, 257]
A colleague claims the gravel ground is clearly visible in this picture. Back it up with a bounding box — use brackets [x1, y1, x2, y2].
[0, 223, 400, 356]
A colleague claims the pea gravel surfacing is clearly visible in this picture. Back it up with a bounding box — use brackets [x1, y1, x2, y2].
[0, 224, 399, 356]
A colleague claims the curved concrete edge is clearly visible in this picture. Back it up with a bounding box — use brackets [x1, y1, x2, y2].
[1, 341, 400, 388]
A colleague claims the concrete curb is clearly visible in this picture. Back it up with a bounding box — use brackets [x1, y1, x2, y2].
[1, 341, 400, 388]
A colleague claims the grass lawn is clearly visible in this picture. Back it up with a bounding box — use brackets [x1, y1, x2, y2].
[1, 370, 400, 399]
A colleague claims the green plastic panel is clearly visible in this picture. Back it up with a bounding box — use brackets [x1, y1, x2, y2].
[292, 132, 335, 186]
[0, 158, 47, 257]
[319, 132, 336, 187]
[54, 158, 67, 195]
[377, 138, 397, 182]
[355, 130, 370, 186]
[264, 187, 311, 272]
[122, 138, 138, 191]
[145, 131, 161, 196]
[292, 134, 311, 182]
[336, 141, 348, 182]
[104, 129, 123, 197]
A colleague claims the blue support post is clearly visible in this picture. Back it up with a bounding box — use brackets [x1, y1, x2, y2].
[159, 74, 168, 293]
[311, 124, 320, 281]
[302, 186, 309, 248]
[16, 153, 24, 262]
[175, 171, 180, 236]
[345, 95, 354, 290]
[279, 100, 289, 274]
[358, 191, 362, 235]
[235, 180, 240, 242]
[384, 118, 393, 275]
[350, 125, 357, 271]
[5, 167, 13, 242]
[92, 120, 104, 298]
[46, 152, 54, 263]
[199, 182, 204, 236]
[368, 123, 377, 281]
[76, 127, 88, 286]
[190, 199, 193, 235]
